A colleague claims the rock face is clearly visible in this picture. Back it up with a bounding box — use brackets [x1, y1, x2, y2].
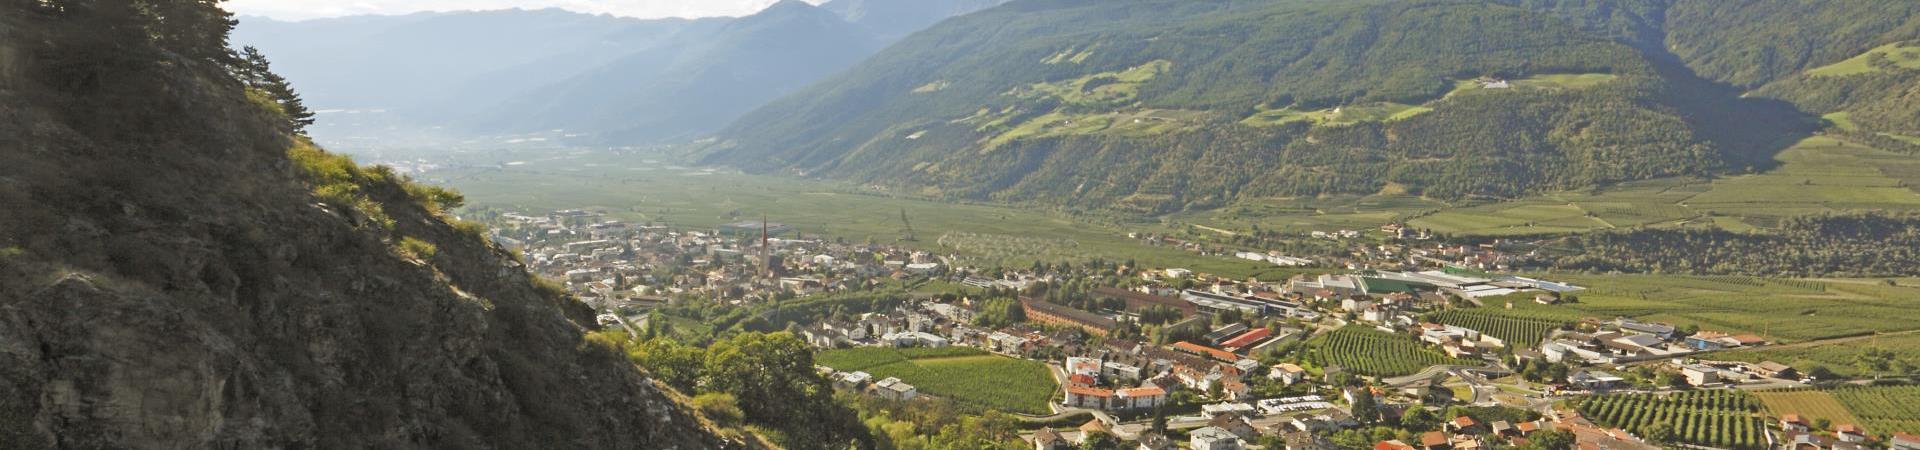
[0, 13, 731, 450]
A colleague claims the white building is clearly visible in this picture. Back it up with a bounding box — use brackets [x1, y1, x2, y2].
[1191, 426, 1244, 450]
[874, 377, 917, 401]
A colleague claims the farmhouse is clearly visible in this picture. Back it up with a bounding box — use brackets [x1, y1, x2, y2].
[1755, 361, 1798, 379]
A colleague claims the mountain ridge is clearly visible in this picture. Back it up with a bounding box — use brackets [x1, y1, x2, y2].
[0, 7, 736, 448]
[699, 0, 1913, 213]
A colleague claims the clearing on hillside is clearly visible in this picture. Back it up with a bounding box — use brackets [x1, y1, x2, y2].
[1807, 42, 1920, 77]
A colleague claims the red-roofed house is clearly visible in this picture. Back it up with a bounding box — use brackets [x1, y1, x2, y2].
[1782, 415, 1810, 433]
[1174, 341, 1242, 362]
[1221, 327, 1274, 350]
[1117, 386, 1167, 410]
[1836, 424, 1868, 443]
[1891, 433, 1920, 450]
[1064, 385, 1113, 409]
[1450, 416, 1485, 434]
[1420, 432, 1452, 450]
[1377, 440, 1417, 450]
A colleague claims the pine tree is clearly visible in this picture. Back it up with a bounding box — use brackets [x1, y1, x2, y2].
[234, 46, 316, 133]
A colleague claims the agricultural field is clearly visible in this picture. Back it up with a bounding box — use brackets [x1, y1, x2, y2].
[816, 347, 1057, 415]
[1445, 73, 1620, 98]
[1807, 42, 1920, 77]
[1541, 274, 1920, 343]
[1754, 390, 1863, 429]
[1240, 102, 1430, 127]
[1577, 390, 1767, 449]
[1432, 308, 1572, 347]
[1016, 59, 1169, 106]
[979, 108, 1208, 148]
[1684, 137, 1920, 219]
[1185, 135, 1920, 237]
[1824, 112, 1859, 131]
[1830, 385, 1920, 435]
[1414, 136, 1920, 234]
[1307, 326, 1465, 377]
[395, 147, 1270, 278]
[1714, 332, 1920, 379]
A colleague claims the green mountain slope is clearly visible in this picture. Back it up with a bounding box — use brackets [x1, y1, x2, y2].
[702, 0, 1815, 212]
[0, 5, 734, 448]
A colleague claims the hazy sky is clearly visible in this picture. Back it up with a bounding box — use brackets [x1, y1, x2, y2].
[228, 0, 827, 21]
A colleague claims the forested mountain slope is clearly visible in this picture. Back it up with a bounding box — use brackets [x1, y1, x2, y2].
[701, 0, 1917, 213]
[0, 4, 733, 449]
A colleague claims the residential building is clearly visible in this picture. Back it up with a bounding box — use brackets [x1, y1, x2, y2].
[1192, 426, 1245, 450]
[874, 377, 917, 401]
[1890, 433, 1920, 450]
[1032, 428, 1070, 450]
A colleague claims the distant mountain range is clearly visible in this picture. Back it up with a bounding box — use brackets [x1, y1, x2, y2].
[233, 0, 1009, 147]
[699, 0, 1920, 212]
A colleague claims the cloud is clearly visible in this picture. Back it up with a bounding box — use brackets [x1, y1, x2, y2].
[227, 0, 825, 21]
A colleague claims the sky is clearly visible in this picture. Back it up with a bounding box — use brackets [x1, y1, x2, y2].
[227, 0, 828, 21]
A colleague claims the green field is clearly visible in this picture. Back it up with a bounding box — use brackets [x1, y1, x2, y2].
[1410, 136, 1920, 234]
[816, 347, 1058, 414]
[1830, 386, 1920, 435]
[1241, 102, 1431, 127]
[1825, 112, 1859, 131]
[1528, 275, 1920, 343]
[1307, 326, 1465, 377]
[1715, 332, 1920, 379]
[1166, 135, 1920, 237]
[1433, 307, 1572, 347]
[1807, 42, 1920, 77]
[405, 147, 1275, 278]
[1755, 390, 1864, 429]
[1578, 391, 1766, 449]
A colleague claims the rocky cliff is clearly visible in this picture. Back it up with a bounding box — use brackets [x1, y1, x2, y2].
[0, 9, 733, 450]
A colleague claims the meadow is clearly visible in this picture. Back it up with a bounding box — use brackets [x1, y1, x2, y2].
[1806, 42, 1920, 77]
[1240, 102, 1431, 127]
[816, 347, 1058, 414]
